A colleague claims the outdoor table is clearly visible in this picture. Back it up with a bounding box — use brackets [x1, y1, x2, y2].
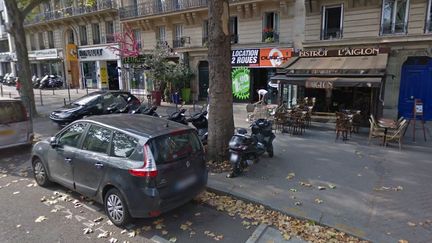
[378, 118, 397, 146]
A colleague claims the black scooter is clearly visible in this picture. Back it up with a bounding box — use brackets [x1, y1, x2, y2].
[187, 109, 208, 145]
[227, 119, 275, 178]
[130, 105, 160, 117]
[168, 108, 188, 125]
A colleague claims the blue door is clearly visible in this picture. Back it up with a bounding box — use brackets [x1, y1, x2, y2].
[398, 57, 432, 120]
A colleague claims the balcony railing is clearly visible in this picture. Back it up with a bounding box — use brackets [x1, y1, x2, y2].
[202, 36, 208, 47]
[322, 28, 342, 40]
[173, 37, 190, 48]
[231, 34, 238, 44]
[120, 0, 209, 20]
[25, 0, 117, 26]
[106, 34, 115, 44]
[262, 31, 279, 43]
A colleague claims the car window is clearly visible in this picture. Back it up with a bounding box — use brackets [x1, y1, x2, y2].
[149, 131, 202, 165]
[58, 123, 86, 147]
[82, 125, 112, 154]
[111, 131, 138, 158]
[0, 101, 27, 124]
[72, 93, 100, 106]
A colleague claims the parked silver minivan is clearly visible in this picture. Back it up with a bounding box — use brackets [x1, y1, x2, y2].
[0, 99, 33, 149]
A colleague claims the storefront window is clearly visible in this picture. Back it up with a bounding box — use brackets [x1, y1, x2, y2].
[381, 0, 409, 35]
[262, 12, 279, 43]
[82, 61, 97, 88]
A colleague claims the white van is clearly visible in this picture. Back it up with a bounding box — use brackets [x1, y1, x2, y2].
[0, 99, 33, 149]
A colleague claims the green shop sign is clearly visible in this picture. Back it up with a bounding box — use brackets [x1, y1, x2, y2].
[232, 67, 250, 100]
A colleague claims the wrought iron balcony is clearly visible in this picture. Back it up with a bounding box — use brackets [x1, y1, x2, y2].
[25, 0, 117, 26]
[120, 0, 209, 20]
[173, 37, 190, 48]
[262, 31, 279, 43]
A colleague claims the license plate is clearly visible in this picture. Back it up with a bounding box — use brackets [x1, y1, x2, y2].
[230, 153, 239, 163]
[175, 175, 197, 191]
[0, 130, 15, 136]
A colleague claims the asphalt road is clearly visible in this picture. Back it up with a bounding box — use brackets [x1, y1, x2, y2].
[0, 145, 256, 243]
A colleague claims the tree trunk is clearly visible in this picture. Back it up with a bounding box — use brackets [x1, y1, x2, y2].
[5, 0, 38, 123]
[207, 0, 234, 162]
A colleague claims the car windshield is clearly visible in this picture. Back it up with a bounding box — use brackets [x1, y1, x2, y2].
[149, 131, 202, 164]
[72, 94, 100, 106]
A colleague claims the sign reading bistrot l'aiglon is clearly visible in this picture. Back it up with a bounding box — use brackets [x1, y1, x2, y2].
[297, 47, 385, 58]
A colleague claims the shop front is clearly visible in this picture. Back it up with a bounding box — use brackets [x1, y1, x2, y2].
[231, 47, 293, 103]
[78, 46, 121, 90]
[121, 55, 153, 98]
[0, 52, 13, 76]
[27, 49, 64, 79]
[271, 47, 389, 123]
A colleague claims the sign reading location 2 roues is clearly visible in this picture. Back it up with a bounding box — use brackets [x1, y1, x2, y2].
[231, 48, 293, 68]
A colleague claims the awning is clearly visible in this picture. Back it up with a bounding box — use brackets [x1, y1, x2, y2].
[286, 54, 388, 70]
[270, 75, 382, 88]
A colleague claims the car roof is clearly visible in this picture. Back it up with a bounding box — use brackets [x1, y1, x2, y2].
[88, 90, 131, 96]
[0, 98, 22, 102]
[81, 114, 193, 139]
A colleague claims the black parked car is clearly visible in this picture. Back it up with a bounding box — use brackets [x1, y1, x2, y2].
[49, 91, 140, 126]
[31, 114, 207, 226]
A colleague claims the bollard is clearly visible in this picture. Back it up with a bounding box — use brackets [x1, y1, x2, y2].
[39, 89, 43, 106]
[86, 87, 88, 95]
[0, 84, 3, 97]
[67, 84, 71, 102]
[9, 92, 11, 98]
[52, 87, 55, 95]
[76, 88, 78, 94]
[64, 98, 66, 106]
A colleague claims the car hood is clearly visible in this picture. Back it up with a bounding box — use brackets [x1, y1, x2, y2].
[52, 105, 84, 114]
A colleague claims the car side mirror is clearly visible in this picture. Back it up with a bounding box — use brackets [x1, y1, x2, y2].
[49, 137, 59, 148]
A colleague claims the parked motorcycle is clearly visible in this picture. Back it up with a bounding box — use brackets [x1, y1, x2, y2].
[130, 104, 160, 117]
[39, 75, 63, 89]
[227, 119, 275, 178]
[187, 108, 208, 145]
[5, 75, 17, 86]
[32, 75, 42, 88]
[167, 107, 188, 125]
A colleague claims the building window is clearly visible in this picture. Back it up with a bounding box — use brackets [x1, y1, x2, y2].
[79, 25, 87, 46]
[202, 20, 209, 46]
[38, 32, 45, 49]
[426, 0, 432, 32]
[67, 30, 74, 44]
[92, 23, 100, 44]
[133, 29, 142, 49]
[48, 31, 55, 48]
[173, 24, 184, 48]
[157, 26, 166, 43]
[262, 12, 279, 43]
[105, 21, 115, 43]
[230, 16, 238, 44]
[381, 0, 409, 35]
[321, 4, 343, 40]
[30, 34, 36, 50]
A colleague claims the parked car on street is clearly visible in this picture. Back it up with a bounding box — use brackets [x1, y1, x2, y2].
[31, 114, 207, 226]
[49, 91, 140, 126]
[0, 99, 33, 149]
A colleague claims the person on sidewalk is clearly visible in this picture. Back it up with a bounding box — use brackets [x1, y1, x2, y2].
[16, 79, 21, 96]
[257, 88, 268, 104]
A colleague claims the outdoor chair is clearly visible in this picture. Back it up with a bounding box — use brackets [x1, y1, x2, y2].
[246, 104, 255, 122]
[385, 119, 408, 150]
[367, 117, 385, 145]
[335, 112, 350, 141]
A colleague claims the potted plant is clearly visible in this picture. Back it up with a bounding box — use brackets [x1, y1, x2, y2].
[263, 27, 275, 43]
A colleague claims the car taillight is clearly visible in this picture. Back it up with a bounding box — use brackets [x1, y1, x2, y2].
[128, 144, 158, 178]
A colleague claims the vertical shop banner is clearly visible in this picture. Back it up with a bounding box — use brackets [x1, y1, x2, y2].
[66, 44, 79, 88]
[232, 67, 250, 100]
[100, 67, 108, 88]
[66, 44, 78, 61]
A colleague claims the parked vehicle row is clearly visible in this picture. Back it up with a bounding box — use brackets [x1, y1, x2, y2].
[33, 75, 63, 89]
[0, 73, 18, 86]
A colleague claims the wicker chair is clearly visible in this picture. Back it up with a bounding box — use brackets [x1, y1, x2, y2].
[368, 116, 386, 145]
[385, 119, 408, 150]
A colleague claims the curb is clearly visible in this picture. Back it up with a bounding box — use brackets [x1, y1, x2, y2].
[205, 186, 373, 243]
[150, 235, 170, 243]
[245, 224, 268, 243]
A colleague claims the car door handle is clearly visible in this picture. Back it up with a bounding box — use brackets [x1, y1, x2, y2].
[64, 158, 72, 163]
[94, 163, 104, 169]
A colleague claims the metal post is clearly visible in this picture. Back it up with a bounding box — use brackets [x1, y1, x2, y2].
[9, 92, 11, 98]
[0, 84, 2, 97]
[64, 98, 66, 106]
[67, 84, 71, 102]
[86, 87, 88, 95]
[52, 87, 55, 95]
[39, 88, 43, 106]
[76, 88, 78, 94]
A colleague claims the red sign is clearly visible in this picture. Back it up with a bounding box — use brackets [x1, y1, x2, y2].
[259, 48, 292, 67]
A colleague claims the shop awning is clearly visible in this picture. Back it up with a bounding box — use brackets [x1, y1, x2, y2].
[286, 54, 388, 70]
[270, 75, 383, 88]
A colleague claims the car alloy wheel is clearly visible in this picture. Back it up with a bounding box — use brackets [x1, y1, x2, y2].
[33, 159, 51, 187]
[104, 188, 131, 227]
[107, 194, 124, 222]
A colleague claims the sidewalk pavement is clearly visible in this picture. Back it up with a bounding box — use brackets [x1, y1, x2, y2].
[5, 85, 432, 242]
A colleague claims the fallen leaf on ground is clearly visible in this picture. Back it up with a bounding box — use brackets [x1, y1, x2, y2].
[328, 184, 336, 189]
[128, 230, 136, 238]
[142, 226, 151, 231]
[13, 191, 20, 195]
[97, 232, 109, 238]
[398, 240, 408, 243]
[50, 209, 58, 213]
[357, 174, 362, 177]
[407, 222, 416, 227]
[317, 186, 326, 190]
[120, 229, 127, 234]
[294, 202, 302, 206]
[300, 182, 312, 187]
[93, 217, 104, 222]
[180, 224, 189, 231]
[286, 173, 295, 180]
[290, 188, 297, 192]
[83, 228, 93, 234]
[35, 216, 47, 223]
[169, 237, 177, 242]
[161, 230, 168, 235]
[283, 233, 291, 240]
[16, 225, 21, 228]
[315, 198, 323, 204]
[109, 238, 118, 243]
[106, 220, 113, 226]
[65, 215, 72, 219]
